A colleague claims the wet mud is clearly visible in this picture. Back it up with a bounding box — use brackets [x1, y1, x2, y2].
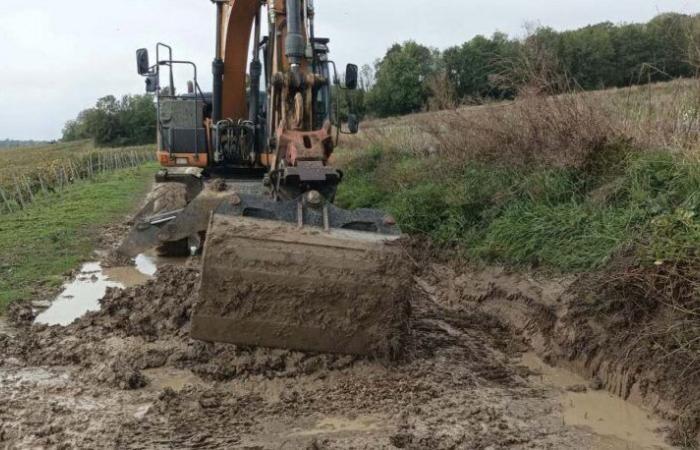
[419, 263, 693, 449]
[0, 241, 683, 448]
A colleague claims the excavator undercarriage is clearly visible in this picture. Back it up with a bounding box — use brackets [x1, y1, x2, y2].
[123, 0, 410, 357]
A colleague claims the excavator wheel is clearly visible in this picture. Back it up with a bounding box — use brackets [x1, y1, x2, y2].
[191, 214, 412, 358]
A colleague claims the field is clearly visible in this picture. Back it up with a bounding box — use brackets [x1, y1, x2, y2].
[0, 81, 699, 448]
[0, 140, 154, 214]
[0, 141, 156, 310]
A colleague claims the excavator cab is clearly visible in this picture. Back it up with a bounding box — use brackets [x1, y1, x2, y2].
[122, 0, 409, 358]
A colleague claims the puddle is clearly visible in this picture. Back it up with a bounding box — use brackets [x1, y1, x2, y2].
[520, 353, 673, 450]
[143, 368, 205, 392]
[34, 254, 171, 327]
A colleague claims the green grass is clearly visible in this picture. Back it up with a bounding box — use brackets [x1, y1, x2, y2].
[336, 146, 700, 272]
[0, 163, 157, 311]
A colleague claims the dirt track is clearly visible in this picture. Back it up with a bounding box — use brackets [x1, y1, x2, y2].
[0, 233, 680, 448]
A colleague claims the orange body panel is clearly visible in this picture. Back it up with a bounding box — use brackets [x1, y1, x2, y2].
[157, 151, 208, 168]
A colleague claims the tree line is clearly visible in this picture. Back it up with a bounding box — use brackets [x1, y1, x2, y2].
[62, 12, 700, 145]
[0, 139, 50, 149]
[362, 12, 700, 117]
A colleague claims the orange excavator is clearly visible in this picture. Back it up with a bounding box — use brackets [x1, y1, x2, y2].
[122, 0, 409, 357]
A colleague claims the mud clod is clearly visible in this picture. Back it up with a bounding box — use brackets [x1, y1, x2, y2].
[6, 301, 35, 326]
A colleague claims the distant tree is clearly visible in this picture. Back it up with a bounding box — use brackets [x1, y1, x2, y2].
[62, 94, 156, 147]
[0, 139, 49, 149]
[359, 64, 375, 90]
[443, 32, 520, 101]
[365, 41, 438, 117]
[361, 13, 700, 118]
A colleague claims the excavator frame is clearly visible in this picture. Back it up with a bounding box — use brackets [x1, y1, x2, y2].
[124, 0, 410, 357]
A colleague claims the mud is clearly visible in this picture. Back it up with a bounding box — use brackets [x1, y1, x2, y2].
[3, 261, 622, 448]
[419, 262, 695, 449]
[0, 231, 684, 448]
[520, 352, 672, 449]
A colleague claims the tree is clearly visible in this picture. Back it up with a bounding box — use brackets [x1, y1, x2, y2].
[444, 32, 520, 101]
[365, 41, 438, 117]
[62, 94, 156, 147]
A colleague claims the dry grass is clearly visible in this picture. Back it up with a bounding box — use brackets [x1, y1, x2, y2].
[345, 78, 700, 170]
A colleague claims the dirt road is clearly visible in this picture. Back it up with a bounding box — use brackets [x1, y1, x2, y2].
[0, 237, 677, 448]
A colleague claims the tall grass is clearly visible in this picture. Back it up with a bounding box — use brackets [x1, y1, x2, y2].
[337, 79, 700, 271]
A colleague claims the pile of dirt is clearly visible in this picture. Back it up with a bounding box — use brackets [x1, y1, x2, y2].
[0, 266, 361, 388]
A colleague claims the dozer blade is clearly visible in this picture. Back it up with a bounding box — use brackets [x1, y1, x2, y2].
[191, 214, 411, 358]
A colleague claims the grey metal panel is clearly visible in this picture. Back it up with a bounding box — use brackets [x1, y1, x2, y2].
[159, 98, 207, 153]
[166, 128, 207, 154]
[160, 98, 205, 128]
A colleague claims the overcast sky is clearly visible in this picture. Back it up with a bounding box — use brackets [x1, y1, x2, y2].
[1, 0, 698, 141]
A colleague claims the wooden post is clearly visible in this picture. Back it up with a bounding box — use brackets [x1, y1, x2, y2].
[60, 165, 68, 189]
[37, 173, 47, 194]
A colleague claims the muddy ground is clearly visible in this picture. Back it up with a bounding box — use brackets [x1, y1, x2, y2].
[0, 227, 687, 449]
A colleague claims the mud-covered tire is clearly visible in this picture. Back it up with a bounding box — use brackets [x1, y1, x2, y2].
[148, 183, 190, 257]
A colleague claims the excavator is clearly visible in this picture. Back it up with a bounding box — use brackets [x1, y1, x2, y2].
[121, 0, 409, 357]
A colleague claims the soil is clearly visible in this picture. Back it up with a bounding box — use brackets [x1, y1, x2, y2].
[0, 227, 687, 449]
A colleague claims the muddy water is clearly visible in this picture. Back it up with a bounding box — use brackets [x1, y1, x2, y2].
[143, 367, 206, 391]
[34, 254, 176, 327]
[521, 353, 673, 450]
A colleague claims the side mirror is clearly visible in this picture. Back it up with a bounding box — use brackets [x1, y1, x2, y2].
[137, 48, 150, 76]
[345, 63, 358, 90]
[347, 114, 359, 134]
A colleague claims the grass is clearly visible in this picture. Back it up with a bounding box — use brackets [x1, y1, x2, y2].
[336, 78, 700, 272]
[0, 163, 157, 311]
[338, 146, 700, 271]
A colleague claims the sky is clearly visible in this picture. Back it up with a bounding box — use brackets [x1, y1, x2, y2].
[0, 0, 698, 141]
